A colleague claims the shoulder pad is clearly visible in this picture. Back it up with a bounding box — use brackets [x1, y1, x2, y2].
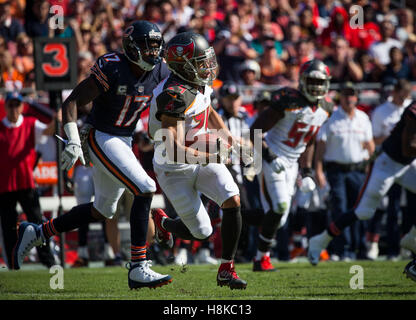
[270, 87, 309, 111]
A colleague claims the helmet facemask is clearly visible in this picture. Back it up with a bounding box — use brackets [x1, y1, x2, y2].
[124, 36, 163, 71]
[300, 71, 330, 102]
[173, 46, 218, 86]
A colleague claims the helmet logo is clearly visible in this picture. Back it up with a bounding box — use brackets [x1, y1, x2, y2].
[176, 46, 184, 56]
[124, 26, 134, 38]
[149, 29, 162, 39]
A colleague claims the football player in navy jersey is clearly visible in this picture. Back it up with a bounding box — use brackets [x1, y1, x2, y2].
[308, 101, 416, 281]
[12, 21, 173, 289]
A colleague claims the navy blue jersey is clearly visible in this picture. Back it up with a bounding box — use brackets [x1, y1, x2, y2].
[87, 51, 170, 136]
[382, 102, 416, 165]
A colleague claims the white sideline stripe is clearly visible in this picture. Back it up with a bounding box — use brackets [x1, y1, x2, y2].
[15, 195, 165, 231]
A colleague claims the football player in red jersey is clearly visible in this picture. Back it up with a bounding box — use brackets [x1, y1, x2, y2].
[148, 31, 248, 290]
[13, 21, 173, 289]
[249, 59, 333, 272]
[308, 101, 416, 282]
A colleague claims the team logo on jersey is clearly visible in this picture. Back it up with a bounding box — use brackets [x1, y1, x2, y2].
[117, 85, 127, 95]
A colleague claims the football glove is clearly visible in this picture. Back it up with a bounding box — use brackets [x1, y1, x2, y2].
[269, 156, 290, 173]
[61, 122, 85, 170]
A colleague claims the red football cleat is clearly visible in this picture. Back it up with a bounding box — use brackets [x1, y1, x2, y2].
[217, 261, 247, 290]
[253, 255, 277, 272]
[151, 208, 174, 248]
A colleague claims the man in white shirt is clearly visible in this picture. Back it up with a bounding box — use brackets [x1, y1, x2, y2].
[315, 82, 375, 261]
[369, 20, 402, 67]
[366, 79, 412, 260]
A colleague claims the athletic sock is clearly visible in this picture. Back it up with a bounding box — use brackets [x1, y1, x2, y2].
[327, 210, 358, 237]
[221, 206, 242, 261]
[257, 210, 282, 252]
[42, 202, 95, 240]
[130, 195, 152, 263]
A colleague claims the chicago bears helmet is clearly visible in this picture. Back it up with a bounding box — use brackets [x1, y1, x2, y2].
[165, 32, 218, 86]
[299, 59, 331, 102]
[122, 20, 163, 71]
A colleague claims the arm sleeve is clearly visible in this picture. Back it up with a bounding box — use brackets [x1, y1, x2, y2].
[89, 56, 115, 93]
[155, 89, 187, 120]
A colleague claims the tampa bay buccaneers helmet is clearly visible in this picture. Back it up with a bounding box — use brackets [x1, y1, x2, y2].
[299, 59, 331, 102]
[122, 20, 163, 71]
[165, 32, 218, 86]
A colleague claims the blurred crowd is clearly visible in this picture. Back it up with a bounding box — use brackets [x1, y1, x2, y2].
[1, 0, 416, 268]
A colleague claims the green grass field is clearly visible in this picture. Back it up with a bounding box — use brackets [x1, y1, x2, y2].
[0, 260, 415, 300]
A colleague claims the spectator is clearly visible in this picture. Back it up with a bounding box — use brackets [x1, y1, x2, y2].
[381, 47, 412, 84]
[0, 92, 58, 269]
[24, 0, 50, 38]
[281, 21, 301, 60]
[0, 50, 24, 91]
[374, 0, 395, 24]
[236, 0, 256, 34]
[251, 23, 285, 59]
[158, 0, 177, 43]
[315, 82, 375, 261]
[259, 38, 286, 84]
[357, 50, 377, 83]
[323, 37, 363, 83]
[350, 4, 381, 52]
[89, 34, 106, 60]
[299, 6, 317, 40]
[396, 8, 416, 44]
[173, 0, 194, 28]
[250, 5, 284, 42]
[213, 12, 257, 82]
[296, 38, 315, 65]
[0, 0, 25, 43]
[319, 6, 354, 53]
[275, 56, 300, 88]
[369, 19, 402, 70]
[14, 34, 34, 80]
[239, 59, 262, 87]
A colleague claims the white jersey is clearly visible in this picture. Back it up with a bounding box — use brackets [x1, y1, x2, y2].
[149, 75, 213, 170]
[265, 88, 332, 163]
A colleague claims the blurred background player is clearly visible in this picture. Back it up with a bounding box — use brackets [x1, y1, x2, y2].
[149, 31, 248, 290]
[308, 101, 416, 280]
[250, 59, 333, 272]
[13, 21, 172, 289]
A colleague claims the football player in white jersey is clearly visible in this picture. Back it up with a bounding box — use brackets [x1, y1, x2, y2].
[148, 32, 248, 290]
[250, 59, 333, 271]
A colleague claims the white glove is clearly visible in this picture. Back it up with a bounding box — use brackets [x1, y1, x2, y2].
[269, 156, 289, 173]
[300, 176, 316, 193]
[233, 142, 254, 166]
[61, 122, 85, 170]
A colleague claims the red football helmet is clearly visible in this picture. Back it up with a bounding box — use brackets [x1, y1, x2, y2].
[165, 32, 218, 86]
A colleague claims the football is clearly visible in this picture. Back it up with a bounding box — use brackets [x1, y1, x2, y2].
[185, 132, 231, 154]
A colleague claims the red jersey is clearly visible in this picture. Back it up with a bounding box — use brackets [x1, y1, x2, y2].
[0, 116, 38, 193]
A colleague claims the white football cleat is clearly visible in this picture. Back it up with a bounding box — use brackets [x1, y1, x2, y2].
[127, 260, 172, 289]
[12, 222, 44, 270]
[174, 248, 188, 265]
[366, 242, 379, 260]
[400, 227, 416, 255]
[308, 231, 332, 266]
[195, 248, 218, 265]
